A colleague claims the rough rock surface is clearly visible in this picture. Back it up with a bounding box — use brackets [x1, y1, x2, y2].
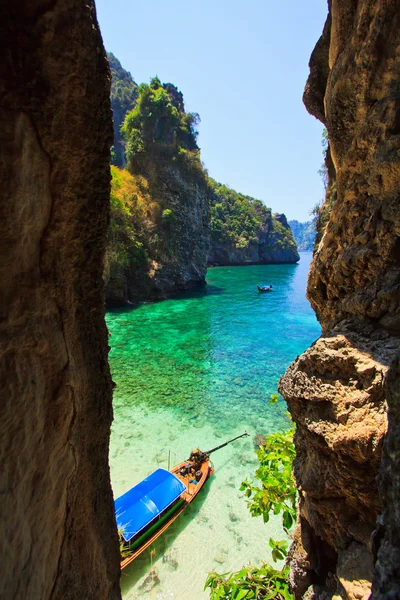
[105, 164, 210, 305]
[0, 2, 120, 599]
[281, 325, 397, 598]
[279, 1, 400, 598]
[371, 356, 400, 599]
[108, 52, 138, 168]
[131, 166, 210, 301]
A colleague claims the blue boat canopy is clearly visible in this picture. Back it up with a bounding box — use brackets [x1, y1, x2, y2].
[115, 468, 186, 542]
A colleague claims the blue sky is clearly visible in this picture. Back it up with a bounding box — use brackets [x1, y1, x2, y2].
[95, 0, 328, 222]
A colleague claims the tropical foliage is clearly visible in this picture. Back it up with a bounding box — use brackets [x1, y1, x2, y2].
[208, 180, 271, 249]
[269, 217, 298, 254]
[105, 165, 157, 282]
[205, 429, 296, 600]
[122, 77, 203, 177]
[208, 180, 297, 257]
[240, 428, 296, 533]
[205, 564, 292, 600]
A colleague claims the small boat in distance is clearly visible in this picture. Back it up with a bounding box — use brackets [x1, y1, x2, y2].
[115, 431, 249, 569]
[257, 284, 273, 292]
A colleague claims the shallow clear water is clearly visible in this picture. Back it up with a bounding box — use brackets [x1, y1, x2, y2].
[107, 252, 320, 599]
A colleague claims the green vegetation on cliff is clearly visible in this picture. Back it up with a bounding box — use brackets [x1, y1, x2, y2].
[105, 75, 209, 304]
[122, 77, 202, 176]
[209, 180, 271, 248]
[205, 427, 296, 599]
[104, 166, 153, 303]
[108, 52, 138, 167]
[208, 180, 299, 265]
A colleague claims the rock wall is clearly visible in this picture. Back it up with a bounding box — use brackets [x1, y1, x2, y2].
[208, 213, 299, 266]
[140, 165, 210, 299]
[372, 357, 400, 599]
[0, 2, 121, 599]
[105, 163, 210, 305]
[108, 52, 138, 168]
[279, 1, 400, 598]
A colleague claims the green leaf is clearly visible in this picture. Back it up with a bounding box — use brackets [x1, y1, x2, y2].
[234, 589, 249, 600]
[283, 511, 294, 530]
[204, 425, 296, 599]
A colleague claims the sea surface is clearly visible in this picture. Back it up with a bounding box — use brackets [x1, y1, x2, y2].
[106, 252, 321, 599]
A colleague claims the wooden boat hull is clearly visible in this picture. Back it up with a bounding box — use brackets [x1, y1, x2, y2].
[120, 458, 214, 570]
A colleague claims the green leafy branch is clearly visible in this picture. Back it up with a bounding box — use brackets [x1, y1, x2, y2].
[240, 428, 296, 533]
[204, 428, 296, 599]
[205, 564, 293, 600]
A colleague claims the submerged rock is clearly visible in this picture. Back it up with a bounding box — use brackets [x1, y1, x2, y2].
[253, 433, 266, 447]
[139, 570, 160, 591]
[229, 510, 240, 523]
[162, 550, 179, 571]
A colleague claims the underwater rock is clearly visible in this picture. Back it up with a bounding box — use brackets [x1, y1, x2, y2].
[213, 548, 229, 565]
[229, 510, 239, 523]
[162, 550, 179, 571]
[139, 570, 160, 591]
[198, 514, 210, 524]
[253, 433, 266, 447]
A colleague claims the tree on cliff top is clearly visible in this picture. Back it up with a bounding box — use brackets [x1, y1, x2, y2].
[122, 77, 201, 174]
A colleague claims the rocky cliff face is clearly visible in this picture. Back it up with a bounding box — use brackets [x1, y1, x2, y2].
[104, 75, 210, 305]
[279, 1, 400, 598]
[208, 179, 299, 266]
[0, 2, 120, 599]
[105, 163, 210, 304]
[209, 212, 299, 266]
[108, 52, 138, 168]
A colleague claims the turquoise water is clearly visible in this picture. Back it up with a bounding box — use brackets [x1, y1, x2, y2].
[107, 253, 320, 599]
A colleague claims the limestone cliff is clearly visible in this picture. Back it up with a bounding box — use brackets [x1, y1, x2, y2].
[104, 76, 210, 305]
[105, 163, 210, 305]
[279, 1, 400, 598]
[108, 52, 138, 168]
[208, 180, 299, 265]
[0, 2, 120, 599]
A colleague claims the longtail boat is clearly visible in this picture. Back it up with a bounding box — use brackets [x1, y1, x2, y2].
[115, 432, 249, 569]
[257, 284, 273, 293]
